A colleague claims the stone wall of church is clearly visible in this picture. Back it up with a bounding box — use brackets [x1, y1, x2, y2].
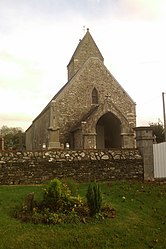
[0, 149, 143, 184]
[26, 108, 51, 150]
[53, 58, 136, 148]
[25, 126, 32, 150]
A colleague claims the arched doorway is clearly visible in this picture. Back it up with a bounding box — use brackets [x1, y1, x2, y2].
[96, 112, 121, 149]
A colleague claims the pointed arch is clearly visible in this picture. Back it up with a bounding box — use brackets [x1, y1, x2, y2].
[96, 112, 121, 149]
[92, 87, 98, 104]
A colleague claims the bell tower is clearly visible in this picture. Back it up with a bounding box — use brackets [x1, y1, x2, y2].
[67, 28, 104, 81]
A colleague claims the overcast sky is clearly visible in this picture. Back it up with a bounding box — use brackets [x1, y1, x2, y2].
[0, 0, 166, 131]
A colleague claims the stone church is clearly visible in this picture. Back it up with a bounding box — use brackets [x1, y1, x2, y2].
[26, 29, 136, 150]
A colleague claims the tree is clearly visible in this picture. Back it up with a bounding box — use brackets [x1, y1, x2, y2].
[149, 120, 165, 143]
[0, 126, 25, 150]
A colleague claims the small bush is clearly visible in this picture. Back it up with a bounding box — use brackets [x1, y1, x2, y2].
[41, 178, 82, 213]
[42, 178, 63, 211]
[62, 178, 79, 196]
[32, 208, 65, 225]
[86, 182, 102, 216]
[43, 178, 62, 201]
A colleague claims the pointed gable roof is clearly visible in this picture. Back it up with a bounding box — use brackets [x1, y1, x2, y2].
[68, 28, 104, 64]
[67, 28, 104, 80]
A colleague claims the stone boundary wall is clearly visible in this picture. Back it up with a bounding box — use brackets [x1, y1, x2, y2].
[0, 149, 143, 184]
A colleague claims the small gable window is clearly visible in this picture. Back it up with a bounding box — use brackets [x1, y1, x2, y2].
[92, 88, 98, 104]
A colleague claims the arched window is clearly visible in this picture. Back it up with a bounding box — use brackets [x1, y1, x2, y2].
[92, 88, 98, 104]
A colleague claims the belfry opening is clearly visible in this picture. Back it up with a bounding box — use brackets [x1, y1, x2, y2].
[96, 112, 121, 149]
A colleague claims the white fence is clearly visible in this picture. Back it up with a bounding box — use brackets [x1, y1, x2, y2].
[153, 142, 166, 178]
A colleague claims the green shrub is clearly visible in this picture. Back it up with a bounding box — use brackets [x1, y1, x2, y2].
[40, 178, 83, 214]
[44, 178, 62, 201]
[86, 182, 102, 216]
[32, 208, 65, 225]
[42, 178, 64, 211]
[62, 178, 79, 196]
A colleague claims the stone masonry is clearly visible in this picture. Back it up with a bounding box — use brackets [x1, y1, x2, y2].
[0, 149, 143, 184]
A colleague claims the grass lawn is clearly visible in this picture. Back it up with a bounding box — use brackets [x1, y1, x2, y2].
[0, 181, 166, 249]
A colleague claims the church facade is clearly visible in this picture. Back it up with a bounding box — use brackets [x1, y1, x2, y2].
[26, 29, 136, 150]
